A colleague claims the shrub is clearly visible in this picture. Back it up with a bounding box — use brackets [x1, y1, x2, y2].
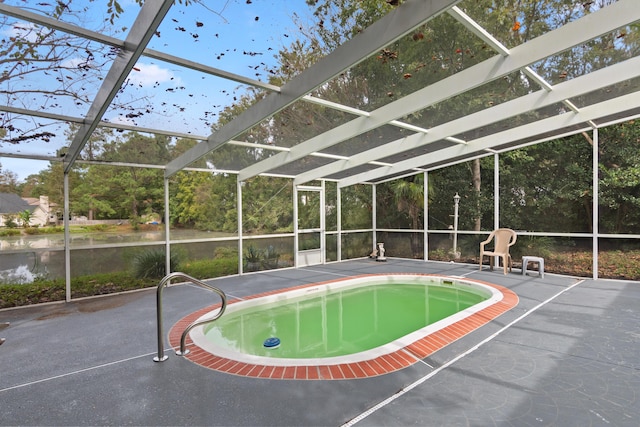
[213, 246, 238, 259]
[262, 245, 280, 269]
[243, 244, 263, 271]
[133, 250, 180, 279]
[511, 235, 554, 259]
[180, 257, 238, 280]
[84, 224, 114, 232]
[0, 273, 158, 309]
[3, 215, 18, 228]
[24, 227, 41, 234]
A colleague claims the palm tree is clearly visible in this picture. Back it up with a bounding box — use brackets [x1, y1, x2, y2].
[18, 210, 33, 228]
[389, 174, 425, 257]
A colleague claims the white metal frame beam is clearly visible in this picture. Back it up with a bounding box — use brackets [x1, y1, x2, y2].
[63, 0, 175, 172]
[0, 3, 435, 146]
[167, 0, 462, 178]
[0, 2, 281, 96]
[338, 90, 640, 188]
[297, 54, 640, 185]
[243, 0, 638, 183]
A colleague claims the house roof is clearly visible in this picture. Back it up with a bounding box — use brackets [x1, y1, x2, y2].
[0, 193, 33, 214]
[23, 197, 56, 208]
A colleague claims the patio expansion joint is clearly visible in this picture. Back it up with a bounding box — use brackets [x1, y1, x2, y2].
[341, 278, 589, 426]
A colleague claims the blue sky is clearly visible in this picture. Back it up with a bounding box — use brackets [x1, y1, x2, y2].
[1, 0, 313, 180]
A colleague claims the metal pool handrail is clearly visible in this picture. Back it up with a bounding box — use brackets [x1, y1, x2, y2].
[153, 272, 227, 362]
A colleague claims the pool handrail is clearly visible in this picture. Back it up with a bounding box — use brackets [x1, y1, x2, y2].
[154, 272, 227, 362]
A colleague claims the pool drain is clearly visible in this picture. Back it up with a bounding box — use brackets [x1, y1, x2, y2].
[263, 337, 280, 349]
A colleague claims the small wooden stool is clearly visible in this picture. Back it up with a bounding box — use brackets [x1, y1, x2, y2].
[522, 256, 544, 278]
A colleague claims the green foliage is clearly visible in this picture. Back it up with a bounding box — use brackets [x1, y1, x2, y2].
[23, 227, 41, 234]
[341, 185, 372, 230]
[0, 272, 158, 309]
[213, 246, 238, 259]
[133, 250, 180, 279]
[84, 224, 113, 232]
[38, 226, 64, 234]
[18, 210, 32, 228]
[180, 257, 238, 280]
[510, 235, 555, 260]
[3, 214, 18, 228]
[0, 228, 20, 237]
[243, 244, 263, 272]
[499, 136, 593, 233]
[598, 121, 640, 233]
[262, 245, 281, 270]
[241, 177, 292, 234]
[170, 171, 238, 232]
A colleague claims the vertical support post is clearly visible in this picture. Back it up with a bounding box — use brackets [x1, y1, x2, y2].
[164, 177, 171, 276]
[337, 186, 342, 262]
[63, 172, 71, 302]
[592, 128, 599, 280]
[493, 153, 500, 267]
[372, 183, 377, 256]
[424, 172, 428, 261]
[320, 180, 326, 264]
[494, 153, 500, 230]
[293, 184, 299, 268]
[237, 179, 244, 275]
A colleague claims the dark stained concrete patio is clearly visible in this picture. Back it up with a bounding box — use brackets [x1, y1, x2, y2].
[1, 258, 638, 426]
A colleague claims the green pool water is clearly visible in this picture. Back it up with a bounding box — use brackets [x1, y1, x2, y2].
[203, 283, 487, 359]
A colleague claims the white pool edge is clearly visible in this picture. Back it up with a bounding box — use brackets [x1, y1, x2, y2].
[189, 274, 503, 367]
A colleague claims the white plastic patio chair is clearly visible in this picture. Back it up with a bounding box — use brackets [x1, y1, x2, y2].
[479, 228, 517, 274]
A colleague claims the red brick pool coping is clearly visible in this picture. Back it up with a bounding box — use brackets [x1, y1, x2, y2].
[168, 274, 518, 380]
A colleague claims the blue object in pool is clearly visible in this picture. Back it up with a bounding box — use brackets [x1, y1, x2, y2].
[263, 337, 280, 349]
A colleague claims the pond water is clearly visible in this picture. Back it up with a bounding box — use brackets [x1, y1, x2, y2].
[0, 229, 238, 283]
[0, 228, 235, 251]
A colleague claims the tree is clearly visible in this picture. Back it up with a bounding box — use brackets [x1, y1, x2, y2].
[242, 176, 292, 234]
[25, 160, 82, 210]
[499, 138, 593, 233]
[0, 0, 206, 146]
[18, 209, 32, 228]
[0, 163, 19, 193]
[387, 175, 424, 257]
[0, 2, 120, 144]
[598, 120, 640, 234]
[71, 165, 116, 220]
[170, 171, 238, 231]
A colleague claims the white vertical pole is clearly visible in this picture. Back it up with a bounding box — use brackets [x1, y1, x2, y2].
[321, 180, 326, 264]
[237, 178, 244, 275]
[424, 172, 428, 261]
[164, 177, 170, 276]
[372, 183, 377, 255]
[593, 128, 599, 280]
[493, 153, 500, 268]
[337, 186, 342, 262]
[293, 184, 299, 268]
[494, 153, 500, 230]
[63, 172, 71, 302]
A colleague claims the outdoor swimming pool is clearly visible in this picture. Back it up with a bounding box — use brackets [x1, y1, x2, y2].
[171, 274, 518, 379]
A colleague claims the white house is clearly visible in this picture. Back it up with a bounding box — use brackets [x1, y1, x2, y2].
[0, 194, 57, 227]
[24, 196, 58, 226]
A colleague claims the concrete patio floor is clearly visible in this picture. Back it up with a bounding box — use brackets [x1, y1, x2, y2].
[1, 258, 638, 426]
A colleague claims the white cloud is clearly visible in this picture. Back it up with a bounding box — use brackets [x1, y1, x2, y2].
[3, 21, 41, 43]
[127, 63, 179, 87]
